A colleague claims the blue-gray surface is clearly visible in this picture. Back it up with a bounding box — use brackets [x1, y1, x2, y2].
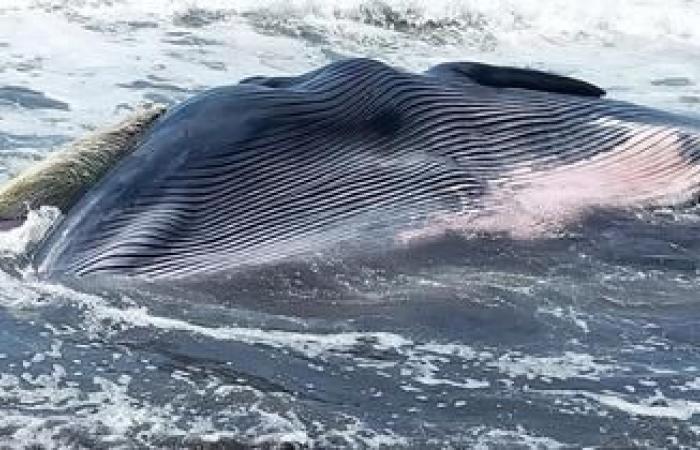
[1, 1, 700, 448]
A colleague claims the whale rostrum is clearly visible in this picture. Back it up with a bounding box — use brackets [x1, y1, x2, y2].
[0, 104, 166, 226]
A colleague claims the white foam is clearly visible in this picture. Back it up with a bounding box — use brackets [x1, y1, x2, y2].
[536, 306, 590, 333]
[471, 425, 567, 449]
[683, 377, 700, 390]
[0, 360, 186, 447]
[8, 0, 700, 47]
[0, 206, 61, 256]
[89, 303, 412, 359]
[548, 389, 700, 420]
[491, 351, 614, 381]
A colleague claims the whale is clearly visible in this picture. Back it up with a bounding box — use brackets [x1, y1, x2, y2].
[20, 58, 700, 279]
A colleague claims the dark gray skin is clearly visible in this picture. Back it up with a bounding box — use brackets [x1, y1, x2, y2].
[33, 59, 700, 281]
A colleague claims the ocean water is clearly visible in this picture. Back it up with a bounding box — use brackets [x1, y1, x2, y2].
[1, 0, 700, 448]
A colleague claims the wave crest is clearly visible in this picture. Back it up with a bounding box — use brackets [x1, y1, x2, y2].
[13, 0, 700, 47]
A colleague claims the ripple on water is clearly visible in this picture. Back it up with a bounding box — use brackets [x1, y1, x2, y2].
[0, 86, 69, 110]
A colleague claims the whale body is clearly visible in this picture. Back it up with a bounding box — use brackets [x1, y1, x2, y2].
[34, 59, 700, 279]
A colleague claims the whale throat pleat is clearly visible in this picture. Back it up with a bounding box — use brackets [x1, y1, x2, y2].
[35, 59, 700, 278]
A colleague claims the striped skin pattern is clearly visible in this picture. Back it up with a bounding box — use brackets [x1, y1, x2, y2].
[36, 59, 700, 278]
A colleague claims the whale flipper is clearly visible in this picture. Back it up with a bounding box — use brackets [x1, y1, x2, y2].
[426, 62, 606, 97]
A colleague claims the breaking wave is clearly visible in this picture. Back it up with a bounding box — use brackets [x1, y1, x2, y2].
[9, 0, 699, 46]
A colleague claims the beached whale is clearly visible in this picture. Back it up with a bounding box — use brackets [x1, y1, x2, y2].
[4, 59, 698, 278]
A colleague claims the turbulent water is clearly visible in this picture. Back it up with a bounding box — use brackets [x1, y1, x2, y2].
[1, 0, 700, 448]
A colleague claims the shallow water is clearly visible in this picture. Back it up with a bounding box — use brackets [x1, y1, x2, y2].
[1, 1, 700, 448]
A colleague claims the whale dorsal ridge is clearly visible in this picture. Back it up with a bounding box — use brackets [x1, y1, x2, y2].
[427, 62, 606, 98]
